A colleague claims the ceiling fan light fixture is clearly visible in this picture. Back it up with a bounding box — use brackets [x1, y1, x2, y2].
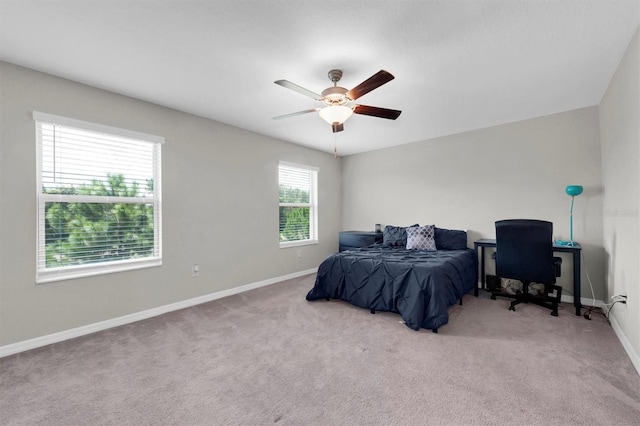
[321, 86, 349, 106]
[319, 105, 353, 125]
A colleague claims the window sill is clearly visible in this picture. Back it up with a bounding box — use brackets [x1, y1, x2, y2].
[279, 239, 318, 249]
[36, 258, 162, 284]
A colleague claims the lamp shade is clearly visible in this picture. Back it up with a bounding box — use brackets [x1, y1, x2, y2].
[565, 185, 583, 196]
[319, 105, 353, 125]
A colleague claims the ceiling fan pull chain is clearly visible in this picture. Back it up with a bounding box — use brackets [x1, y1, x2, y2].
[334, 134, 338, 159]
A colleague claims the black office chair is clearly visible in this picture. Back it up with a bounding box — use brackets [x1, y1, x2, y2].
[495, 219, 563, 316]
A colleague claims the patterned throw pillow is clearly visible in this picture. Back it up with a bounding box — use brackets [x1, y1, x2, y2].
[406, 225, 437, 251]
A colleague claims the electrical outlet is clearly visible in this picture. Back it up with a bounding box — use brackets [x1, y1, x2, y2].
[611, 294, 627, 303]
[192, 264, 199, 277]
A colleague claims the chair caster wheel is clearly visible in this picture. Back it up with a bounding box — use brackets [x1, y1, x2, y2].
[509, 305, 515, 312]
[490, 294, 496, 300]
[551, 311, 558, 317]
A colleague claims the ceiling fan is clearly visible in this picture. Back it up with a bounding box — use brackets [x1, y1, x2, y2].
[273, 69, 401, 133]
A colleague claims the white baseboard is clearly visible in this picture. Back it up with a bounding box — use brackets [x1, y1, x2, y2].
[560, 294, 604, 307]
[603, 307, 640, 377]
[609, 316, 640, 376]
[0, 268, 317, 358]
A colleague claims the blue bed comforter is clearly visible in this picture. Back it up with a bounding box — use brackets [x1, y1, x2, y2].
[306, 246, 477, 332]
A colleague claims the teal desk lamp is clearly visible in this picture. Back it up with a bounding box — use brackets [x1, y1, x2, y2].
[556, 185, 583, 246]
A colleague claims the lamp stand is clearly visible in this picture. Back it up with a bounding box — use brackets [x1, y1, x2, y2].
[568, 195, 576, 247]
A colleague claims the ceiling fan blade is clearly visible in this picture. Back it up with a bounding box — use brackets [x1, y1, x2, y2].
[273, 108, 321, 120]
[353, 104, 402, 120]
[274, 80, 322, 100]
[346, 70, 395, 101]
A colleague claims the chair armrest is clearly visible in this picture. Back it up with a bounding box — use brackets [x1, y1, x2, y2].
[554, 257, 562, 277]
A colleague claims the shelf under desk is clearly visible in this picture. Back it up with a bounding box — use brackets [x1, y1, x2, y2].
[473, 238, 582, 316]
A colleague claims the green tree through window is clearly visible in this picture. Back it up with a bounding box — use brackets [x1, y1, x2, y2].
[44, 174, 155, 267]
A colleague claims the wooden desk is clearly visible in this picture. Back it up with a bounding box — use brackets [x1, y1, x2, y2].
[473, 238, 582, 316]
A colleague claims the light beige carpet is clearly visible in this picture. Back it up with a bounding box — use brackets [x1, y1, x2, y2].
[1, 273, 639, 425]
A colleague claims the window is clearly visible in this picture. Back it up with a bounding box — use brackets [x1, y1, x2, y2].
[34, 112, 163, 283]
[278, 161, 318, 247]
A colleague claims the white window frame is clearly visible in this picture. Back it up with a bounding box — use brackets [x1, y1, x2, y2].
[33, 112, 163, 283]
[278, 161, 318, 248]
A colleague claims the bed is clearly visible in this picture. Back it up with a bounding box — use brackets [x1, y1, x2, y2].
[306, 225, 477, 333]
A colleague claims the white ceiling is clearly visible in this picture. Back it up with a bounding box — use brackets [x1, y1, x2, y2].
[1, 1, 638, 156]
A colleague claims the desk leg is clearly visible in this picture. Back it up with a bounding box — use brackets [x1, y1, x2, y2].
[477, 246, 485, 297]
[574, 251, 581, 316]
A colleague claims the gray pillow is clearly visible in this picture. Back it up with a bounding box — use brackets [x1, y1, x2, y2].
[382, 224, 419, 246]
[406, 225, 437, 251]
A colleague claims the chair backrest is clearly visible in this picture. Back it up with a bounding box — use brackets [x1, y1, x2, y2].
[495, 219, 555, 285]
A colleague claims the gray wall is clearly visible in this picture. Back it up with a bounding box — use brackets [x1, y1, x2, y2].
[0, 62, 342, 346]
[341, 107, 605, 301]
[599, 27, 640, 363]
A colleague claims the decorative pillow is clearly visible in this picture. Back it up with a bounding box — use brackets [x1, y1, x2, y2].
[382, 224, 419, 246]
[434, 227, 468, 250]
[406, 225, 437, 251]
